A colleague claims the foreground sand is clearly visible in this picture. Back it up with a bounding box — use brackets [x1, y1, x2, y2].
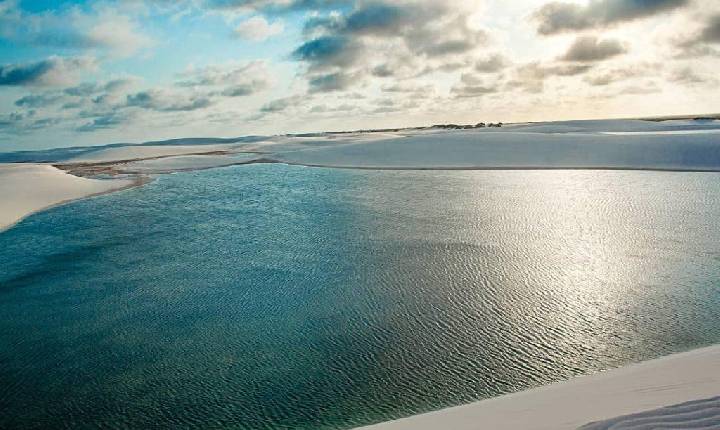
[0, 163, 137, 231]
[358, 345, 720, 430]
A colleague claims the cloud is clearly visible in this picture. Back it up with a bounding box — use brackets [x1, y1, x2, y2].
[343, 2, 403, 34]
[582, 63, 657, 86]
[176, 61, 270, 97]
[299, 1, 487, 59]
[76, 112, 134, 132]
[206, 0, 351, 14]
[534, 0, 690, 35]
[14, 93, 63, 108]
[561, 36, 627, 62]
[64, 79, 135, 97]
[505, 61, 594, 93]
[291, 36, 357, 70]
[309, 103, 356, 114]
[219, 84, 256, 96]
[0, 60, 54, 86]
[0, 109, 63, 133]
[371, 64, 394, 77]
[620, 82, 661, 95]
[126, 89, 212, 111]
[669, 67, 717, 85]
[290, 1, 489, 92]
[0, 56, 97, 87]
[85, 12, 155, 58]
[0, 2, 153, 58]
[450, 71, 501, 98]
[259, 95, 304, 113]
[698, 14, 720, 43]
[674, 14, 720, 58]
[0, 112, 28, 129]
[308, 72, 354, 92]
[475, 53, 508, 73]
[235, 16, 284, 41]
[381, 82, 433, 93]
[451, 85, 497, 98]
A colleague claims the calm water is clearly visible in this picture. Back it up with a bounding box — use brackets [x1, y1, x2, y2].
[2, 165, 720, 429]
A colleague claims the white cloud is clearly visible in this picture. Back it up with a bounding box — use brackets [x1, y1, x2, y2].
[234, 16, 284, 41]
[85, 12, 155, 58]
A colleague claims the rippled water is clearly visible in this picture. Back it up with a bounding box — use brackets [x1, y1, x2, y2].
[2, 165, 720, 429]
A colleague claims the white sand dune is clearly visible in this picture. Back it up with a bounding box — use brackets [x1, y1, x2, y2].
[41, 119, 720, 172]
[115, 153, 261, 174]
[580, 396, 720, 430]
[67, 144, 242, 163]
[357, 345, 720, 430]
[273, 128, 720, 171]
[0, 163, 136, 231]
[263, 119, 720, 171]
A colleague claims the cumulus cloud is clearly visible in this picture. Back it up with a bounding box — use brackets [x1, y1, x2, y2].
[219, 85, 256, 97]
[582, 63, 658, 86]
[85, 12, 155, 58]
[505, 61, 594, 93]
[235, 16, 284, 41]
[381, 82, 433, 93]
[475, 53, 509, 73]
[534, 0, 690, 35]
[669, 67, 717, 85]
[3, 0, 717, 142]
[698, 14, 720, 43]
[64, 79, 135, 97]
[76, 111, 134, 132]
[561, 36, 627, 62]
[0, 56, 97, 87]
[309, 103, 356, 114]
[0, 109, 64, 134]
[0, 2, 153, 58]
[259, 95, 305, 113]
[291, 36, 359, 70]
[176, 61, 271, 96]
[126, 89, 212, 112]
[371, 64, 394, 77]
[674, 14, 720, 58]
[14, 93, 63, 108]
[451, 73, 498, 98]
[308, 72, 355, 92]
[290, 1, 489, 94]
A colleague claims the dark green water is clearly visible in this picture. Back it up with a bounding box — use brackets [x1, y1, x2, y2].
[2, 164, 720, 429]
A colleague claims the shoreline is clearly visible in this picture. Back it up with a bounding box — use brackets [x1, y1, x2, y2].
[356, 344, 720, 430]
[260, 158, 720, 173]
[0, 164, 149, 233]
[5, 157, 720, 235]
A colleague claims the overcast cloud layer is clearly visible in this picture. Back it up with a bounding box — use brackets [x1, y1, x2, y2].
[0, 0, 718, 150]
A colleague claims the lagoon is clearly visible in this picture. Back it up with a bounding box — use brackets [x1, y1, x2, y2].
[2, 164, 720, 429]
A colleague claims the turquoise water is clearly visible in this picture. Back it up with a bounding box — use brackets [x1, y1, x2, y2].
[2, 164, 720, 429]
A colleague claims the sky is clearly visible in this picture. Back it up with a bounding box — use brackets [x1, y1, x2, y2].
[0, 0, 719, 150]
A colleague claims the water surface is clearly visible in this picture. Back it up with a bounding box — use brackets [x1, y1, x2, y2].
[2, 165, 720, 429]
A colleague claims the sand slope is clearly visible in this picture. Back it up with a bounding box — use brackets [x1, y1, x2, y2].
[0, 164, 136, 231]
[580, 396, 720, 430]
[67, 144, 240, 163]
[358, 346, 720, 430]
